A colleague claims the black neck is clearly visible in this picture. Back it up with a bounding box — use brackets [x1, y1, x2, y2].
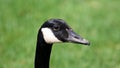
[35, 30, 53, 68]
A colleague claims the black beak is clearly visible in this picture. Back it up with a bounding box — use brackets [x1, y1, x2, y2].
[65, 29, 90, 45]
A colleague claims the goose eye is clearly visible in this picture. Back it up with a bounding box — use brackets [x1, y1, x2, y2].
[53, 25, 60, 31]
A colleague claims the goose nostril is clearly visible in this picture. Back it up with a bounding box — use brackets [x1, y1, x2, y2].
[74, 36, 81, 39]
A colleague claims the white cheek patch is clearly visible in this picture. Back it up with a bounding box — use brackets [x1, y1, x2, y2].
[41, 28, 62, 44]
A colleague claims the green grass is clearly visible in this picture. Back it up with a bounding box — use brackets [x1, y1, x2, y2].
[0, 0, 120, 68]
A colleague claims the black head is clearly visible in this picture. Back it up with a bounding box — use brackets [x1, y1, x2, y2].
[40, 19, 90, 45]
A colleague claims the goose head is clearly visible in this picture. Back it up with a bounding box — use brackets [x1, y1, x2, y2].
[40, 19, 90, 45]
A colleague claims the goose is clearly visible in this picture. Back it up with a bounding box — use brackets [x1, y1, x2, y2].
[35, 19, 90, 68]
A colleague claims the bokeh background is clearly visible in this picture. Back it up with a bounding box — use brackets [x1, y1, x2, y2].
[0, 0, 120, 68]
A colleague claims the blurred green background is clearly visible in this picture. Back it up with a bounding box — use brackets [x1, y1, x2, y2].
[0, 0, 120, 68]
